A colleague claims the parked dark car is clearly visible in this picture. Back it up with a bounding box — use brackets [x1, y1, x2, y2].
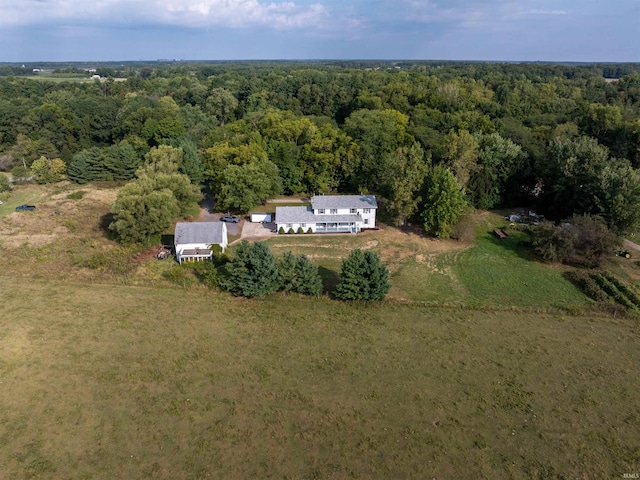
[15, 204, 36, 211]
[221, 215, 240, 223]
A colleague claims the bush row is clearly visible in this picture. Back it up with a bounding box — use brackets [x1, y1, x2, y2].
[564, 270, 609, 302]
[592, 273, 638, 311]
[278, 227, 313, 234]
[601, 273, 640, 309]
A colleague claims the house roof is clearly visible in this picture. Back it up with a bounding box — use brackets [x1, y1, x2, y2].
[276, 206, 362, 224]
[174, 222, 227, 246]
[311, 194, 377, 210]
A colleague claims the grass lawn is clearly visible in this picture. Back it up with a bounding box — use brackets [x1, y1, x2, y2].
[392, 226, 588, 309]
[0, 276, 638, 479]
[1, 185, 640, 478]
[266, 217, 590, 310]
[0, 184, 51, 220]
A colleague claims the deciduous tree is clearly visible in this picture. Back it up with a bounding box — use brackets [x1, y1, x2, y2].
[216, 159, 282, 212]
[421, 166, 467, 239]
[30, 156, 66, 184]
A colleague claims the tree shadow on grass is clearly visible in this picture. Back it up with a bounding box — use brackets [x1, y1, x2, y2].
[318, 266, 341, 295]
[99, 212, 118, 240]
[482, 227, 538, 262]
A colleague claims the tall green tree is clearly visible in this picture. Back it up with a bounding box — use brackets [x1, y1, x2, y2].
[216, 159, 282, 212]
[468, 132, 525, 209]
[30, 156, 66, 184]
[382, 143, 430, 226]
[343, 108, 413, 192]
[222, 241, 281, 298]
[421, 166, 468, 238]
[278, 251, 323, 296]
[205, 88, 239, 126]
[537, 136, 640, 233]
[110, 183, 179, 244]
[334, 249, 390, 301]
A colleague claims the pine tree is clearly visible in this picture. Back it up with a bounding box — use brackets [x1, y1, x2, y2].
[278, 251, 323, 296]
[334, 249, 390, 301]
[222, 241, 280, 298]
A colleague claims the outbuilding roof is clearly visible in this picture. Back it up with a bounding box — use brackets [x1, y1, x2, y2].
[311, 194, 377, 210]
[174, 222, 226, 246]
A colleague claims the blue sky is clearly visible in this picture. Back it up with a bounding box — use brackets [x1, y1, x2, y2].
[0, 0, 638, 62]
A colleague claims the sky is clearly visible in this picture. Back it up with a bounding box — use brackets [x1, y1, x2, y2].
[0, 0, 638, 62]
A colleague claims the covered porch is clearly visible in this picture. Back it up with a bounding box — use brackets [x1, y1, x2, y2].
[177, 247, 212, 264]
[315, 222, 359, 233]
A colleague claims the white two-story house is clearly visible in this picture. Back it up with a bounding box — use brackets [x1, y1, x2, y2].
[275, 195, 377, 234]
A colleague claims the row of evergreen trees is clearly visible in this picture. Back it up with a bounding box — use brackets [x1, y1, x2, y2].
[222, 241, 390, 301]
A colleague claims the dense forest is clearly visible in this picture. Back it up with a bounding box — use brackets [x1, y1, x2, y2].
[2, 60, 640, 241]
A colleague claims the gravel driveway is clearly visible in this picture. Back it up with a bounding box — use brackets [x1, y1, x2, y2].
[197, 195, 241, 236]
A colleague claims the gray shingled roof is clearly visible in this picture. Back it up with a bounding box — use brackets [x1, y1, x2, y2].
[276, 206, 362, 224]
[311, 194, 377, 210]
[175, 222, 226, 245]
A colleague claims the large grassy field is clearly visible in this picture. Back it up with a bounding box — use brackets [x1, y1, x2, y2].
[1, 183, 640, 478]
[1, 276, 639, 479]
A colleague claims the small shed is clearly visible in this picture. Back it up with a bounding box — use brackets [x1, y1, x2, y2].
[174, 222, 228, 264]
[250, 212, 272, 223]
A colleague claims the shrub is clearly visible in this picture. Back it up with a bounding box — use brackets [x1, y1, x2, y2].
[531, 215, 616, 267]
[306, 228, 313, 234]
[601, 273, 640, 308]
[287, 228, 295, 234]
[278, 227, 285, 234]
[0, 175, 12, 193]
[592, 273, 637, 310]
[297, 226, 304, 234]
[563, 270, 609, 302]
[188, 261, 220, 289]
[162, 265, 195, 287]
[66, 191, 85, 200]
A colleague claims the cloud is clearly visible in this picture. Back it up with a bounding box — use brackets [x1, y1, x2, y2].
[402, 0, 570, 27]
[0, 0, 330, 30]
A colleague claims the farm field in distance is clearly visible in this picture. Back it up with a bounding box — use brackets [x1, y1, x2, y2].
[1, 182, 640, 478]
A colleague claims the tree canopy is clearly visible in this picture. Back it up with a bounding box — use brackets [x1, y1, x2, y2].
[1, 60, 640, 235]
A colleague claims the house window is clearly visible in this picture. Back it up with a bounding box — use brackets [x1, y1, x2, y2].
[286, 223, 292, 229]
[363, 208, 371, 214]
[318, 209, 325, 214]
[350, 208, 357, 214]
[364, 219, 369, 225]
[330, 209, 338, 214]
[301, 223, 306, 228]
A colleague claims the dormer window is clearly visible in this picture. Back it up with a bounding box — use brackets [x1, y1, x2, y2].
[350, 208, 357, 214]
[330, 209, 337, 214]
[318, 209, 325, 214]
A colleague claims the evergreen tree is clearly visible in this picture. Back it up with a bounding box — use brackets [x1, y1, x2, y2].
[278, 251, 323, 296]
[222, 241, 281, 298]
[334, 249, 390, 301]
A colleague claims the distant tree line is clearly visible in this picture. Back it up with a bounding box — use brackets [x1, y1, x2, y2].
[1, 61, 640, 242]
